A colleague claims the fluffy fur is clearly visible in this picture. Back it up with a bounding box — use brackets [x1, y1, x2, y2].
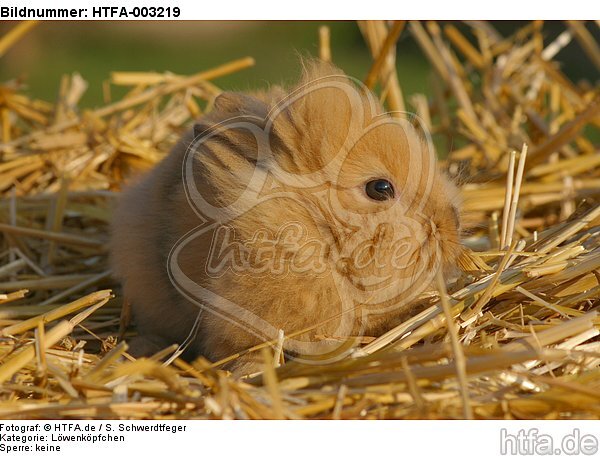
[110, 61, 463, 373]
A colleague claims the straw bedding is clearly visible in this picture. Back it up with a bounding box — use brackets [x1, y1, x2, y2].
[0, 20, 599, 419]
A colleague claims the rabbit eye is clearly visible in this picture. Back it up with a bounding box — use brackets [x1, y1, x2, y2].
[365, 179, 395, 201]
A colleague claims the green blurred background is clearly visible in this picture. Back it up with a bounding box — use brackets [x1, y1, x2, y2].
[2, 21, 598, 109]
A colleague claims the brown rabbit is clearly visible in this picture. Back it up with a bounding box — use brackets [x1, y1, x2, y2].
[110, 60, 463, 373]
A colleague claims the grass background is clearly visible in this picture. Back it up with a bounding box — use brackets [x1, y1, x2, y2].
[2, 21, 598, 109]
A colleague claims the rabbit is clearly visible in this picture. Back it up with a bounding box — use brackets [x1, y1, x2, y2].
[110, 60, 463, 374]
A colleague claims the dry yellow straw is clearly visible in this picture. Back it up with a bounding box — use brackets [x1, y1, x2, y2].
[500, 150, 517, 249]
[360, 21, 406, 117]
[444, 24, 485, 69]
[409, 21, 449, 83]
[0, 299, 109, 383]
[435, 270, 473, 419]
[1, 20, 599, 420]
[1, 289, 112, 336]
[364, 21, 406, 89]
[34, 321, 47, 379]
[261, 348, 285, 419]
[566, 21, 600, 72]
[505, 143, 528, 248]
[99, 57, 255, 117]
[0, 223, 104, 249]
[318, 26, 332, 62]
[461, 241, 520, 321]
[504, 311, 597, 353]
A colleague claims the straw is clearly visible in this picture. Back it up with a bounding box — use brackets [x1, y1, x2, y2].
[505, 144, 528, 248]
[0, 21, 39, 58]
[435, 271, 473, 419]
[318, 26, 332, 62]
[500, 150, 516, 249]
[1, 20, 600, 420]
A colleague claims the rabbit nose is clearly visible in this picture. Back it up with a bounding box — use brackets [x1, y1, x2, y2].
[427, 218, 439, 240]
[433, 209, 460, 236]
[429, 218, 438, 233]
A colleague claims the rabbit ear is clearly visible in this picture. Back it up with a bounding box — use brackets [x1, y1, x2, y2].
[186, 92, 275, 223]
[193, 92, 269, 139]
[214, 92, 269, 117]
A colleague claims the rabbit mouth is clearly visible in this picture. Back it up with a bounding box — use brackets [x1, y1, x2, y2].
[426, 216, 464, 274]
[333, 221, 440, 295]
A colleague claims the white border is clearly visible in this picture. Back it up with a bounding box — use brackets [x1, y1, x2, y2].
[0, 0, 598, 20]
[0, 420, 599, 456]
